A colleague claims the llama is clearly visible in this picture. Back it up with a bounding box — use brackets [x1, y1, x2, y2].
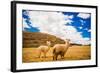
[38, 41, 51, 58]
[53, 39, 70, 60]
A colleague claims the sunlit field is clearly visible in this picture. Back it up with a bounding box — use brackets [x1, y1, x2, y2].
[22, 45, 91, 63]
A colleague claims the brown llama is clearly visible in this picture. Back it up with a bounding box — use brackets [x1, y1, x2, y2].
[53, 39, 70, 60]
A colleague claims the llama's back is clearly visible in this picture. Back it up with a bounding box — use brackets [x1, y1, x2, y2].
[38, 46, 48, 49]
[38, 45, 49, 52]
[53, 44, 67, 53]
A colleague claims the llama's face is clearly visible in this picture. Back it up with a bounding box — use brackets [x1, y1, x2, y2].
[46, 41, 51, 46]
[67, 39, 70, 42]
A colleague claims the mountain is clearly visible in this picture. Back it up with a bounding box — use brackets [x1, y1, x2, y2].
[23, 31, 65, 48]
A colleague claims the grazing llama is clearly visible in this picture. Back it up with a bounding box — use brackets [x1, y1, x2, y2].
[38, 41, 51, 58]
[53, 39, 70, 60]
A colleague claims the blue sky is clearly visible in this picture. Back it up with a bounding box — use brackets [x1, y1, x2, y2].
[22, 10, 91, 45]
[62, 12, 91, 38]
[22, 10, 40, 32]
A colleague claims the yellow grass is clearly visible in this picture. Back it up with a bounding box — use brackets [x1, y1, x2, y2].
[22, 45, 91, 63]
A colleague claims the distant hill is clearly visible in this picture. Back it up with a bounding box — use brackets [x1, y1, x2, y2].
[23, 31, 65, 48]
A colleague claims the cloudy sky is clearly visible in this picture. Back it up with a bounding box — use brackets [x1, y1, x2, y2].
[22, 10, 91, 45]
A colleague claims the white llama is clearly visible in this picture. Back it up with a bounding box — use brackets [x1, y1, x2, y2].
[38, 41, 51, 58]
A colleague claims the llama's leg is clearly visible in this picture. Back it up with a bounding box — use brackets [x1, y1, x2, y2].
[61, 53, 64, 60]
[56, 55, 58, 60]
[44, 53, 46, 58]
[38, 51, 41, 58]
[61, 55, 64, 59]
[53, 55, 55, 60]
[53, 54, 58, 61]
[41, 53, 46, 61]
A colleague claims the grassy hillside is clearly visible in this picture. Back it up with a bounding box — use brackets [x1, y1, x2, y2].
[23, 31, 65, 48]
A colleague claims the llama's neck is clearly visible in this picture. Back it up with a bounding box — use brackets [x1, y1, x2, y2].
[46, 42, 51, 49]
[47, 45, 51, 52]
[65, 41, 70, 46]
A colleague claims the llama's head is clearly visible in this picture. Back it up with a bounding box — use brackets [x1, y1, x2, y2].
[65, 39, 70, 44]
[46, 41, 51, 46]
[67, 39, 70, 42]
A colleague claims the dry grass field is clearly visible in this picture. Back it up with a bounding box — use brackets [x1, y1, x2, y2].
[22, 45, 91, 63]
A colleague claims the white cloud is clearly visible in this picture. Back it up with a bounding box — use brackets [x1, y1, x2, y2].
[77, 13, 90, 19]
[64, 26, 90, 45]
[79, 26, 83, 29]
[64, 15, 73, 24]
[23, 11, 90, 45]
[88, 29, 91, 32]
[64, 15, 74, 20]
